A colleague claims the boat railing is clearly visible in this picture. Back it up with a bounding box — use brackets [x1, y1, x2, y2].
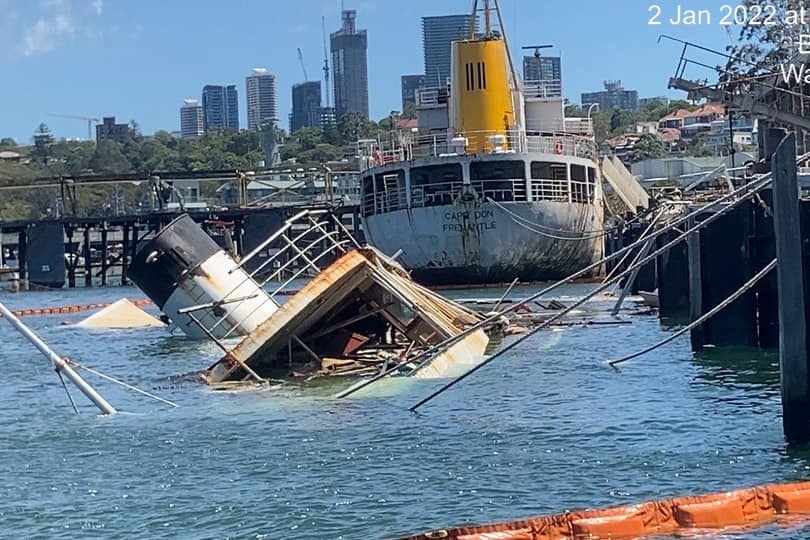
[523, 79, 562, 98]
[415, 86, 449, 107]
[182, 210, 355, 342]
[360, 129, 597, 170]
[363, 179, 529, 216]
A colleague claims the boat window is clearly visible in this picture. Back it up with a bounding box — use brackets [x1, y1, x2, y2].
[470, 161, 525, 180]
[372, 170, 406, 214]
[470, 161, 526, 202]
[588, 168, 597, 182]
[410, 164, 463, 208]
[570, 165, 588, 204]
[410, 164, 463, 186]
[362, 175, 375, 216]
[531, 161, 567, 180]
[571, 165, 586, 182]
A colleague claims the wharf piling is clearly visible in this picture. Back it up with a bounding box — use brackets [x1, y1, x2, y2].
[0, 204, 362, 290]
[772, 132, 810, 444]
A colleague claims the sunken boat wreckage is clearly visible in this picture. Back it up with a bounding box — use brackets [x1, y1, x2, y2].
[127, 211, 504, 389]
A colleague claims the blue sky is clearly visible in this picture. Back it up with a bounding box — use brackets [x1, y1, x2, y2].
[0, 0, 733, 142]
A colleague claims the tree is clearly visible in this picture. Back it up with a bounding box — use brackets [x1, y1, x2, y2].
[89, 141, 132, 174]
[338, 112, 373, 145]
[731, 0, 809, 71]
[31, 123, 54, 165]
[0, 137, 16, 149]
[630, 133, 665, 163]
[402, 101, 417, 119]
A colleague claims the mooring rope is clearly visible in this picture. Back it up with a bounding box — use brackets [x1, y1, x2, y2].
[338, 173, 778, 401]
[68, 359, 179, 408]
[407, 176, 777, 412]
[56, 369, 80, 415]
[607, 258, 777, 368]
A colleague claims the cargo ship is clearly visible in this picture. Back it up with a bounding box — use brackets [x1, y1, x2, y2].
[358, 0, 604, 285]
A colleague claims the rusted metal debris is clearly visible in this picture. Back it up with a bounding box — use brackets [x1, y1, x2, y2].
[203, 247, 491, 384]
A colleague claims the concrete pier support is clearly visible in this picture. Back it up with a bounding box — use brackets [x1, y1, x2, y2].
[772, 132, 810, 444]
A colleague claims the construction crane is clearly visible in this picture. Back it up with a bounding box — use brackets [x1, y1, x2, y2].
[322, 15, 331, 108]
[521, 44, 553, 58]
[297, 48, 308, 81]
[49, 113, 100, 141]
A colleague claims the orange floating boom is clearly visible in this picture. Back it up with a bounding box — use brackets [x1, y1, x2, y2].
[395, 481, 810, 540]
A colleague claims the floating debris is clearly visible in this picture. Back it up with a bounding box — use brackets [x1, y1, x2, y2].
[74, 299, 165, 329]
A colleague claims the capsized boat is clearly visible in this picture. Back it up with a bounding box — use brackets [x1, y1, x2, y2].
[358, 0, 604, 285]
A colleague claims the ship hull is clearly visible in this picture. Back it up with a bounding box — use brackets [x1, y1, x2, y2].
[364, 200, 604, 286]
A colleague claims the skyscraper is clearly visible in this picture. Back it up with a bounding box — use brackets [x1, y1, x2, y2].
[202, 85, 239, 132]
[522, 54, 562, 97]
[179, 99, 204, 139]
[422, 14, 475, 87]
[290, 81, 322, 132]
[246, 68, 278, 130]
[401, 75, 426, 111]
[330, 10, 369, 119]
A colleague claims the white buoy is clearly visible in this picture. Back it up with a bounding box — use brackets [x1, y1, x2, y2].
[0, 301, 116, 415]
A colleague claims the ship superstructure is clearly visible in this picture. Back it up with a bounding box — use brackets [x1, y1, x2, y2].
[358, 0, 604, 284]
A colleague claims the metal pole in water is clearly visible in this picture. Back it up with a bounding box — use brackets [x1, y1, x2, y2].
[0, 301, 116, 415]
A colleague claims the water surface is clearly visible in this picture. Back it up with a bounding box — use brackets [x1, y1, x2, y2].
[0, 284, 807, 539]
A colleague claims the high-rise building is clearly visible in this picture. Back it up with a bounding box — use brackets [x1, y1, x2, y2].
[290, 81, 322, 132]
[246, 68, 278, 130]
[331, 9, 369, 119]
[401, 75, 426, 110]
[95, 116, 129, 144]
[581, 80, 639, 112]
[522, 54, 562, 97]
[202, 84, 239, 131]
[179, 99, 204, 139]
[422, 14, 475, 87]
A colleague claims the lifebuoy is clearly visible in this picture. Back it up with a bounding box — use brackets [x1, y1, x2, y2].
[553, 139, 564, 154]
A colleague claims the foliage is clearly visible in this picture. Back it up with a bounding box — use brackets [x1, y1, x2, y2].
[0, 137, 17, 149]
[31, 123, 54, 165]
[630, 133, 666, 163]
[731, 0, 810, 72]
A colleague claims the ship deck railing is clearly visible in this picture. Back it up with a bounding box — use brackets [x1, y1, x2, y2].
[362, 175, 598, 216]
[363, 179, 533, 216]
[522, 79, 562, 99]
[360, 129, 598, 171]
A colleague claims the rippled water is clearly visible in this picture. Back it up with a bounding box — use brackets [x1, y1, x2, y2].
[1, 284, 808, 539]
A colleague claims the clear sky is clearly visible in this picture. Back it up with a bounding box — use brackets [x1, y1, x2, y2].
[0, 0, 733, 142]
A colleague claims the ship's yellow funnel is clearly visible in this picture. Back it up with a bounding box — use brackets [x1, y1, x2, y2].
[450, 37, 515, 153]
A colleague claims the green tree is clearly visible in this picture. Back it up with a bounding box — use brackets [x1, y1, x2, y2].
[338, 112, 373, 145]
[31, 123, 54, 165]
[402, 101, 417, 119]
[732, 0, 808, 71]
[0, 137, 16, 149]
[89, 141, 132, 174]
[630, 133, 665, 163]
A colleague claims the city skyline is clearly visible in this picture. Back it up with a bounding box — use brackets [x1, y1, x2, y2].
[0, 1, 732, 142]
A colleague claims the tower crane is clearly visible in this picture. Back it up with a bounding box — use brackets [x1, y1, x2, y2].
[48, 113, 100, 141]
[322, 15, 331, 108]
[297, 48, 308, 81]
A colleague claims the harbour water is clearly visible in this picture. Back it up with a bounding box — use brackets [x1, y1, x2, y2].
[1, 284, 808, 539]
